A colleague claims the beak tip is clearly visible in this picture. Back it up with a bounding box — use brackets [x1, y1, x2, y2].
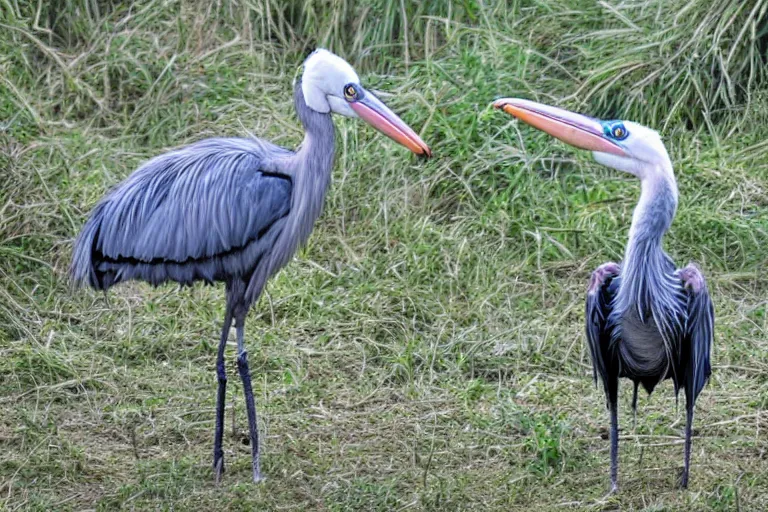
[352, 96, 432, 160]
[492, 97, 515, 110]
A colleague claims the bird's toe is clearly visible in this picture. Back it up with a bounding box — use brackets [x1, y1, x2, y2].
[213, 457, 225, 485]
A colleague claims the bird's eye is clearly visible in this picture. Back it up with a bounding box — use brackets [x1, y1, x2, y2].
[604, 121, 629, 141]
[344, 84, 357, 102]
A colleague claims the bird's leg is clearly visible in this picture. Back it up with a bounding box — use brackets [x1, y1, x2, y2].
[609, 399, 619, 494]
[681, 402, 694, 489]
[235, 312, 263, 483]
[605, 375, 620, 494]
[631, 381, 639, 430]
[214, 308, 234, 484]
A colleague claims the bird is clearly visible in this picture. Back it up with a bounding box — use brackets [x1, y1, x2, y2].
[493, 98, 713, 491]
[70, 48, 431, 483]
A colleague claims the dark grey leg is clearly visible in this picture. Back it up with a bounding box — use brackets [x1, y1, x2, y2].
[631, 381, 639, 429]
[235, 313, 263, 482]
[604, 375, 619, 494]
[214, 308, 233, 484]
[681, 404, 694, 488]
[609, 399, 619, 493]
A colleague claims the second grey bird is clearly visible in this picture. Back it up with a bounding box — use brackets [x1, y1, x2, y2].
[71, 49, 431, 483]
[494, 98, 713, 492]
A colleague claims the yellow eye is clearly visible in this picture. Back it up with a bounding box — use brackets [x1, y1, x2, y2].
[344, 85, 356, 101]
[613, 127, 624, 138]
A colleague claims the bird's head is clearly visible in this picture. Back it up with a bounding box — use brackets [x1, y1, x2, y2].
[300, 48, 431, 157]
[493, 98, 672, 180]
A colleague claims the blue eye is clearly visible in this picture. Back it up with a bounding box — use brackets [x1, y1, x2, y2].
[603, 121, 629, 141]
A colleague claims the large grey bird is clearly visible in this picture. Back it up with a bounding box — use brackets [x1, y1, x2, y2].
[494, 98, 713, 491]
[71, 49, 431, 483]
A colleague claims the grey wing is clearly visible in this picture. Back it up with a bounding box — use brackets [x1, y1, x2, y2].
[71, 138, 292, 288]
[586, 272, 619, 389]
[679, 264, 714, 402]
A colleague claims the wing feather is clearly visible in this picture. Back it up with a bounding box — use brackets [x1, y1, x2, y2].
[71, 138, 293, 289]
[586, 272, 619, 389]
[94, 138, 291, 263]
[679, 264, 714, 402]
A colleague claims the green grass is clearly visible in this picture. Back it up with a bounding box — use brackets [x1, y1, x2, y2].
[2, 0, 768, 510]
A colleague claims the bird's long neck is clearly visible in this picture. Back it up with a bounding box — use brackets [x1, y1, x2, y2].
[243, 82, 336, 304]
[627, 171, 677, 253]
[294, 78, 335, 176]
[618, 166, 679, 316]
[288, 79, 336, 247]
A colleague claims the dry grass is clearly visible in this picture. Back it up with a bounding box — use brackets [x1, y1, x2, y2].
[1, 1, 767, 510]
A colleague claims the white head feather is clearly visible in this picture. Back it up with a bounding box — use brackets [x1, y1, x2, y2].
[593, 121, 674, 182]
[301, 49, 360, 118]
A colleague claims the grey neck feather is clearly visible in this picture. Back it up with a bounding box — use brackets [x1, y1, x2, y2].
[256, 80, 335, 285]
[615, 170, 679, 319]
[287, 78, 335, 247]
[245, 78, 336, 305]
[610, 165, 687, 381]
[294, 78, 336, 166]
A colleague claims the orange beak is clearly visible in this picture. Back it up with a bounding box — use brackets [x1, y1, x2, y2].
[493, 98, 627, 157]
[351, 90, 431, 157]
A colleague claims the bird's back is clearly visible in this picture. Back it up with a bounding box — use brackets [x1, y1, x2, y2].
[71, 138, 293, 290]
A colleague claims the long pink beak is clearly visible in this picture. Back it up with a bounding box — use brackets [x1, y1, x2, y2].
[351, 90, 431, 157]
[493, 98, 627, 157]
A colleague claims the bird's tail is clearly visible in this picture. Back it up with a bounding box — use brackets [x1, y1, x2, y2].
[70, 203, 104, 290]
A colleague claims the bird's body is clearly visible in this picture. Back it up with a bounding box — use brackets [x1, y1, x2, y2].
[73, 82, 332, 302]
[586, 170, 713, 491]
[588, 173, 687, 395]
[494, 98, 713, 491]
[71, 49, 430, 483]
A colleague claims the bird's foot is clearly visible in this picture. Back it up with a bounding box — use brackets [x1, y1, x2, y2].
[678, 469, 689, 489]
[595, 482, 618, 505]
[251, 457, 264, 484]
[214, 456, 225, 486]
